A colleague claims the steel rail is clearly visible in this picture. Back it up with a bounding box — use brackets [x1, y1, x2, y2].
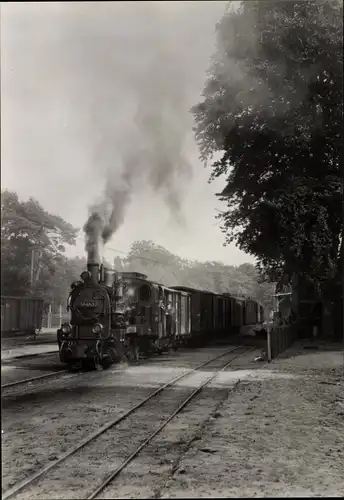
[0, 348, 175, 390]
[1, 350, 58, 361]
[87, 346, 255, 499]
[1, 370, 70, 390]
[2, 345, 246, 500]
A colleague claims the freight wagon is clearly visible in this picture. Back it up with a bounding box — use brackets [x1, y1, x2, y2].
[1, 296, 43, 337]
[171, 287, 256, 344]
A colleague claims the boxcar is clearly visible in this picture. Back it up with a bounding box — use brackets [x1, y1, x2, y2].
[221, 294, 236, 337]
[171, 287, 237, 342]
[1, 296, 44, 336]
[176, 290, 192, 342]
[199, 290, 215, 335]
[231, 297, 245, 329]
[222, 293, 241, 330]
[174, 289, 237, 339]
[156, 286, 191, 345]
[171, 286, 207, 342]
[213, 293, 222, 333]
[244, 299, 259, 325]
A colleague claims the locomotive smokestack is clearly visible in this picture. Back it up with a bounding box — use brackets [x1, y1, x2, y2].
[87, 262, 100, 285]
[84, 212, 104, 284]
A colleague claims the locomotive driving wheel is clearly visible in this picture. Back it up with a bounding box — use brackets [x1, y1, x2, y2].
[99, 347, 116, 369]
[99, 357, 112, 370]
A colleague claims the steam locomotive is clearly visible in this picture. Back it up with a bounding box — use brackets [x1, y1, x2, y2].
[57, 261, 264, 370]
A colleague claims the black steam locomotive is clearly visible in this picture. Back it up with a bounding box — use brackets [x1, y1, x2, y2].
[57, 261, 264, 370]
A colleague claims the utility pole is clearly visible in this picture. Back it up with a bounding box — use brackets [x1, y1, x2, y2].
[30, 250, 35, 293]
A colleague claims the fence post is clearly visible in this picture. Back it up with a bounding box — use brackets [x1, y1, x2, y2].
[48, 304, 52, 329]
[267, 322, 272, 362]
[59, 304, 62, 327]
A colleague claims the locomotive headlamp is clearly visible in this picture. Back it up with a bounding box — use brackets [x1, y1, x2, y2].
[127, 287, 135, 297]
[80, 271, 91, 282]
[61, 323, 71, 334]
[71, 280, 82, 290]
[92, 323, 103, 334]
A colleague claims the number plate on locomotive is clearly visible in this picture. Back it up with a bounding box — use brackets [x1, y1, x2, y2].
[80, 301, 96, 308]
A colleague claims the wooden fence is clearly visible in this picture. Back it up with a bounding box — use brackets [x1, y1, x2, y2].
[41, 313, 69, 329]
[1, 296, 44, 335]
[41, 304, 69, 329]
[268, 324, 298, 360]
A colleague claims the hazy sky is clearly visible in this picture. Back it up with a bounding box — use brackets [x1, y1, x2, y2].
[1, 1, 255, 266]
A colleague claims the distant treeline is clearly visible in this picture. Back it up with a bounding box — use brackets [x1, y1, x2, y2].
[1, 190, 274, 310]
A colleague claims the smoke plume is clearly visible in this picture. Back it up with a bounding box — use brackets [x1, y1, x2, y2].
[83, 212, 105, 264]
[84, 41, 194, 257]
[75, 2, 224, 262]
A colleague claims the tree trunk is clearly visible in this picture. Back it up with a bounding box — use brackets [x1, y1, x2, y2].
[33, 250, 43, 284]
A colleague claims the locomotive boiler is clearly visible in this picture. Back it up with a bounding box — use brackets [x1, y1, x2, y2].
[57, 261, 129, 369]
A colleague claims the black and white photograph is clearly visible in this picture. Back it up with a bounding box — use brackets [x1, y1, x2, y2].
[1, 1, 343, 498]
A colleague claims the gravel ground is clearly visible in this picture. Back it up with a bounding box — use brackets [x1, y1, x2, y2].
[2, 345, 253, 498]
[1, 347, 58, 362]
[1, 353, 64, 387]
[1, 330, 57, 350]
[2, 342, 343, 499]
[156, 341, 344, 498]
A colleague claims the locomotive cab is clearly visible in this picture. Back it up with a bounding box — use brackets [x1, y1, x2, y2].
[117, 272, 155, 335]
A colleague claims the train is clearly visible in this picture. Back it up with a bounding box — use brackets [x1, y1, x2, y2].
[57, 261, 264, 370]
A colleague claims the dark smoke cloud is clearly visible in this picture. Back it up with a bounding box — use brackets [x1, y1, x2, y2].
[83, 212, 105, 263]
[84, 39, 195, 253]
[67, 2, 225, 262]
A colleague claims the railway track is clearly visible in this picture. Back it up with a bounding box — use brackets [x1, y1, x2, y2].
[3, 345, 254, 500]
[1, 351, 57, 360]
[0, 348, 210, 394]
[1, 369, 71, 391]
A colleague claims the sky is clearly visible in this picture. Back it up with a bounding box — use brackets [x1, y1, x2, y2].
[1, 1, 255, 266]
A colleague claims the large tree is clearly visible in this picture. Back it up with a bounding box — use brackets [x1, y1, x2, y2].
[125, 240, 184, 285]
[43, 256, 87, 308]
[192, 0, 343, 300]
[1, 190, 79, 299]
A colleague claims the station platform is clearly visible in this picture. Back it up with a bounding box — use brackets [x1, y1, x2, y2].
[1, 328, 57, 354]
[1, 343, 58, 361]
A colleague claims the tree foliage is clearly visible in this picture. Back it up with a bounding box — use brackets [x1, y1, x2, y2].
[192, 0, 343, 294]
[1, 190, 79, 301]
[120, 240, 274, 309]
[1, 193, 273, 310]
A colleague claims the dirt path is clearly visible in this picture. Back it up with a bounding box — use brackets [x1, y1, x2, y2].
[157, 342, 344, 498]
[2, 346, 255, 497]
[2, 342, 343, 499]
